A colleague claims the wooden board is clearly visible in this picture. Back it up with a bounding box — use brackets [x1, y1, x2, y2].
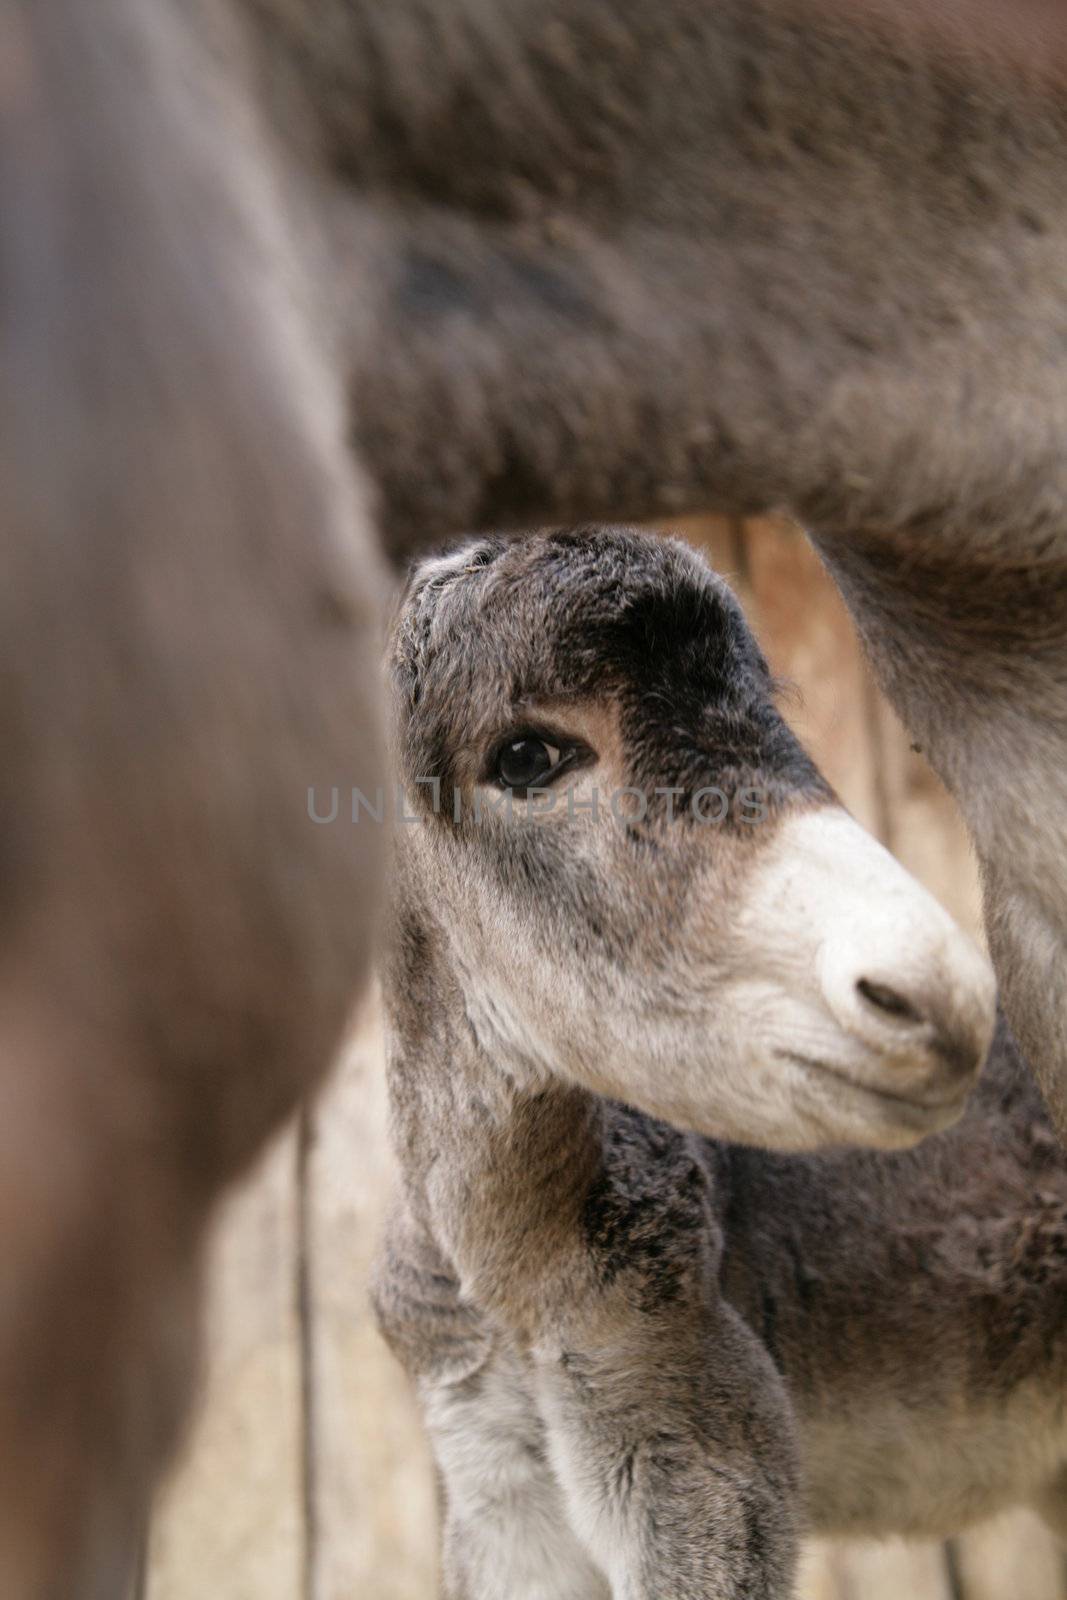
[145, 1129, 304, 1600]
[303, 1001, 437, 1600]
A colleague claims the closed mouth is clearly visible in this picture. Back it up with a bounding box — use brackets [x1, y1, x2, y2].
[777, 1049, 967, 1118]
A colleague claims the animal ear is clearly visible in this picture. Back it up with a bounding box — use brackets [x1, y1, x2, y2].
[405, 537, 502, 601]
[388, 537, 504, 706]
[386, 594, 428, 712]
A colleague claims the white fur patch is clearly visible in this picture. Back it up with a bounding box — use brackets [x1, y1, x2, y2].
[423, 1348, 610, 1600]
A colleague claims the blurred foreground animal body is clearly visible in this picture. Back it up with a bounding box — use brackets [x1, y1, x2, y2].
[5, 0, 1067, 1591]
[376, 532, 1065, 1600]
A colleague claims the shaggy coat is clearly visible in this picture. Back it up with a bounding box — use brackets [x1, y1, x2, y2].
[375, 531, 1054, 1600]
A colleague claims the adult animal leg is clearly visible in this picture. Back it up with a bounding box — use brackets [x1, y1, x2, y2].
[1034, 1465, 1067, 1545]
[813, 529, 1067, 1135]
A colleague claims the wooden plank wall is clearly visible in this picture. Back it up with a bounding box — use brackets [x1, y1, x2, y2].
[144, 516, 1066, 1599]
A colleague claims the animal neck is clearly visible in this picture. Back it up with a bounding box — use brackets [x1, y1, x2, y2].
[383, 896, 604, 1329]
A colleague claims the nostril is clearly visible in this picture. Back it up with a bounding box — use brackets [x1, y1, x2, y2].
[855, 978, 924, 1026]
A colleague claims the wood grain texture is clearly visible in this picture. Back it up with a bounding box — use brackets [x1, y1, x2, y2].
[951, 1511, 1067, 1600]
[304, 1003, 438, 1600]
[145, 515, 1063, 1599]
[818, 1538, 955, 1600]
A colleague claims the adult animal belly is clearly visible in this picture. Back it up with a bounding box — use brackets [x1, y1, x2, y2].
[796, 1385, 1067, 1540]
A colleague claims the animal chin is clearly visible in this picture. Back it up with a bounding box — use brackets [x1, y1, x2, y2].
[777, 1047, 970, 1143]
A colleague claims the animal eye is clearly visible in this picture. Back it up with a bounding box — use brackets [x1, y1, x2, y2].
[493, 736, 562, 791]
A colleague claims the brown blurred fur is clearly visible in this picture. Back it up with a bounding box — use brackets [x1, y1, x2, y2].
[0, 3, 383, 1592]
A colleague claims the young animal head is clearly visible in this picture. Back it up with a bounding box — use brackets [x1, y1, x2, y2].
[388, 528, 995, 1150]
